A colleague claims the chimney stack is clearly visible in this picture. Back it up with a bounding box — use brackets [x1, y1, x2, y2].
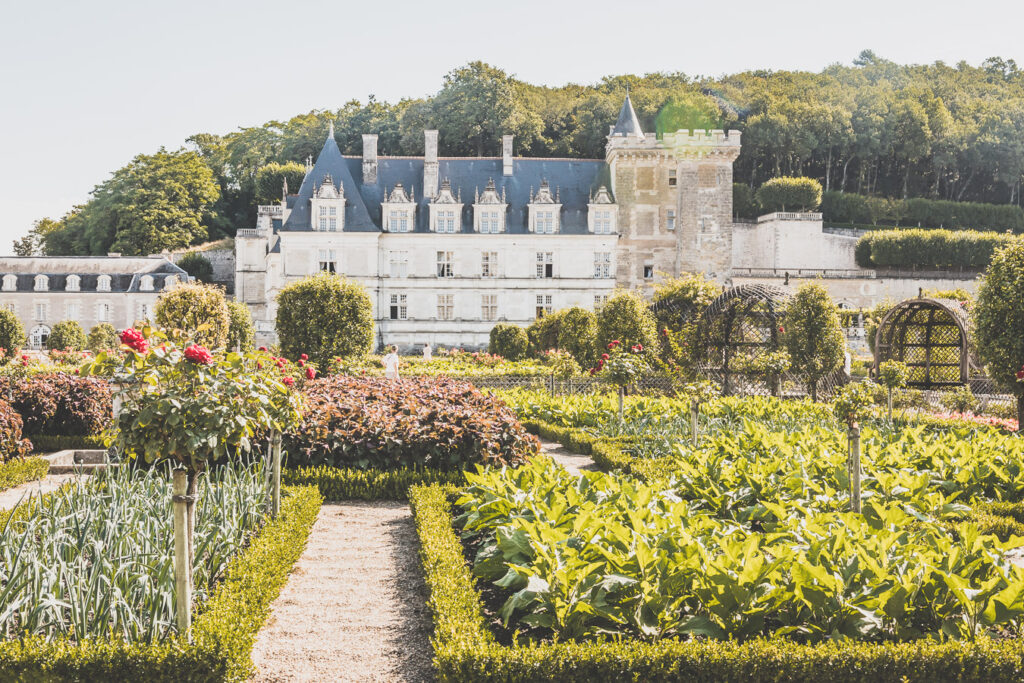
[423, 129, 439, 198]
[502, 134, 514, 176]
[362, 134, 378, 184]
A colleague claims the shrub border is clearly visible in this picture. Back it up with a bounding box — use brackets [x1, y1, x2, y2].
[0, 456, 48, 493]
[0, 484, 322, 681]
[410, 482, 1024, 682]
[29, 434, 105, 453]
[283, 465, 465, 501]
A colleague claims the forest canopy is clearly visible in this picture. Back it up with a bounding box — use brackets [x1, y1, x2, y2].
[19, 53, 1024, 256]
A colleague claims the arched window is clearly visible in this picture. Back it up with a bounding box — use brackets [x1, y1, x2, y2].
[2, 274, 16, 291]
[140, 275, 154, 291]
[163, 275, 178, 291]
[66, 274, 80, 291]
[34, 275, 48, 291]
[97, 275, 111, 292]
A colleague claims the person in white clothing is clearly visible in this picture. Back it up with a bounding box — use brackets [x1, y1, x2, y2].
[422, 343, 432, 361]
[382, 345, 400, 380]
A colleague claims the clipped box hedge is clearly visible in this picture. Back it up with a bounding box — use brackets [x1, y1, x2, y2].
[0, 456, 48, 493]
[410, 483, 1024, 682]
[0, 484, 321, 681]
[283, 464, 465, 501]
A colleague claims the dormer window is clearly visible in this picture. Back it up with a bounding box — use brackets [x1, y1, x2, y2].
[140, 275, 154, 291]
[34, 275, 48, 292]
[429, 179, 462, 233]
[382, 183, 415, 233]
[2, 275, 15, 292]
[473, 179, 507, 234]
[97, 274, 111, 292]
[66, 274, 80, 292]
[311, 174, 345, 232]
[163, 275, 177, 291]
[527, 180, 561, 234]
[588, 185, 618, 235]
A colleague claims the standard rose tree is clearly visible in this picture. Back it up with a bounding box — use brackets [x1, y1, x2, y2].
[83, 325, 302, 637]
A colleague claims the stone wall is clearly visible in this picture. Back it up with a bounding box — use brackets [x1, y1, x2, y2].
[731, 273, 980, 309]
[165, 243, 236, 295]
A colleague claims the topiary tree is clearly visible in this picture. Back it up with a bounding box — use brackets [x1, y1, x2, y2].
[276, 273, 374, 369]
[782, 282, 845, 401]
[526, 310, 566, 356]
[226, 300, 255, 351]
[595, 290, 659, 360]
[755, 177, 823, 214]
[974, 242, 1024, 426]
[87, 323, 119, 354]
[555, 307, 597, 368]
[155, 282, 231, 349]
[46, 320, 87, 351]
[176, 252, 214, 283]
[877, 359, 909, 420]
[489, 323, 529, 361]
[0, 309, 26, 363]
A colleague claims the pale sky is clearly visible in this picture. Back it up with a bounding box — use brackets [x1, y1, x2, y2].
[2, 0, 1022, 251]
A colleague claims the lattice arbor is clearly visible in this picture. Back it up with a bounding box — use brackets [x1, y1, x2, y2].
[873, 298, 977, 389]
[693, 284, 847, 398]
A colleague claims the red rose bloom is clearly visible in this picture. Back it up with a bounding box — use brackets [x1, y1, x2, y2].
[282, 376, 295, 387]
[305, 367, 316, 380]
[1017, 369, 1024, 381]
[298, 359, 305, 367]
[601, 353, 610, 360]
[183, 344, 213, 365]
[778, 326, 785, 333]
[120, 328, 149, 354]
[258, 346, 267, 352]
[300, 353, 308, 361]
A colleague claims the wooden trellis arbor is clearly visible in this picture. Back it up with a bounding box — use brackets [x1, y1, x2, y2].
[872, 297, 978, 389]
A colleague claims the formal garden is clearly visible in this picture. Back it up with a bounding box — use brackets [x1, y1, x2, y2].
[0, 245, 1022, 680]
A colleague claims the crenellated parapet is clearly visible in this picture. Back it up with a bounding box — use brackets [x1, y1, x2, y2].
[662, 129, 742, 161]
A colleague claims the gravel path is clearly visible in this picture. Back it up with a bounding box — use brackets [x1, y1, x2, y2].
[250, 502, 434, 683]
[539, 439, 598, 476]
[0, 473, 81, 510]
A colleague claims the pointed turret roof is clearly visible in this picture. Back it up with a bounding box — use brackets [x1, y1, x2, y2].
[610, 92, 644, 138]
[282, 127, 376, 231]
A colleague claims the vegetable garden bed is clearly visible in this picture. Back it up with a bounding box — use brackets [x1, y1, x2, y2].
[0, 466, 321, 681]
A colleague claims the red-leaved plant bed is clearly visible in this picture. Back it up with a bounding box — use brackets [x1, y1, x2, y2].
[286, 375, 539, 470]
[0, 373, 113, 437]
[0, 398, 31, 462]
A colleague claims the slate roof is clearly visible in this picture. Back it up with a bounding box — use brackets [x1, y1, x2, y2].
[281, 132, 610, 234]
[611, 93, 644, 138]
[0, 257, 187, 293]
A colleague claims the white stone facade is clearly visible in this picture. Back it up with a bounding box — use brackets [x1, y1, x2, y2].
[0, 257, 188, 349]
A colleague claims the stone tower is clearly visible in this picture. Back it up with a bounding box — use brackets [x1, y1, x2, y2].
[605, 95, 741, 287]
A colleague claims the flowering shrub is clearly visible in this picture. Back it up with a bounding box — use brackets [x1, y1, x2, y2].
[924, 412, 1019, 432]
[183, 344, 214, 365]
[286, 375, 538, 470]
[0, 398, 31, 462]
[47, 349, 92, 366]
[591, 340, 648, 388]
[541, 349, 581, 380]
[0, 372, 112, 436]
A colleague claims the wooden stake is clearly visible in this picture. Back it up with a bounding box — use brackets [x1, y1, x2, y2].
[850, 425, 862, 513]
[172, 468, 192, 639]
[272, 432, 282, 519]
[617, 386, 624, 420]
[691, 401, 699, 447]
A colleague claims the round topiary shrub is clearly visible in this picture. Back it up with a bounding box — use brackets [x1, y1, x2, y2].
[0, 372, 112, 437]
[87, 323, 119, 354]
[155, 282, 230, 349]
[0, 398, 31, 462]
[285, 375, 538, 470]
[755, 177, 823, 214]
[275, 273, 374, 368]
[489, 323, 529, 361]
[595, 290, 659, 357]
[226, 300, 255, 351]
[556, 307, 598, 367]
[974, 241, 1024, 425]
[46, 320, 87, 351]
[0, 309, 26, 363]
[177, 252, 214, 283]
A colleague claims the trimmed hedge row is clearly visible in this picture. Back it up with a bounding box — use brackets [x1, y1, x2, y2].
[823, 191, 1024, 233]
[283, 465, 465, 501]
[855, 228, 1018, 269]
[0, 485, 321, 681]
[0, 457, 48, 493]
[30, 434, 106, 453]
[520, 419, 638, 473]
[410, 482, 1024, 682]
